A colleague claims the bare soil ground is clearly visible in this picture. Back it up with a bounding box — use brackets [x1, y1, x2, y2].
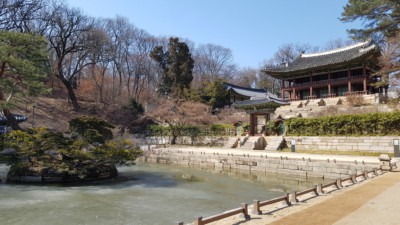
[13, 97, 125, 133]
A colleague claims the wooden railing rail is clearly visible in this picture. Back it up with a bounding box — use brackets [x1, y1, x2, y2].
[320, 179, 340, 193]
[355, 171, 368, 180]
[345, 91, 366, 96]
[294, 185, 318, 202]
[252, 193, 291, 215]
[340, 174, 356, 185]
[364, 169, 379, 178]
[194, 203, 250, 225]
[304, 95, 317, 100]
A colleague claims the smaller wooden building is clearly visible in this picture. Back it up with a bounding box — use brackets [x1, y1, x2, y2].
[227, 84, 288, 136]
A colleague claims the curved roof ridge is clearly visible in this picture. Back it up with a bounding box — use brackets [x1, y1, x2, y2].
[224, 82, 267, 92]
[302, 40, 371, 58]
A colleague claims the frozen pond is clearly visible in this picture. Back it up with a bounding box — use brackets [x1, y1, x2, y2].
[0, 163, 329, 225]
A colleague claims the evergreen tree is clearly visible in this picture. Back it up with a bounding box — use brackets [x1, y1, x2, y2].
[341, 0, 400, 40]
[150, 37, 194, 98]
[0, 31, 50, 129]
[201, 79, 229, 109]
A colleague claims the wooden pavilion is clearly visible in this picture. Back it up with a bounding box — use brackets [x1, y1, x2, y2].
[262, 40, 382, 101]
[225, 83, 288, 136]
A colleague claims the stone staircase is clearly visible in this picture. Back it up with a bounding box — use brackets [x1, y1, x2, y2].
[224, 137, 240, 148]
[225, 136, 286, 151]
[273, 94, 380, 119]
[264, 136, 285, 151]
[240, 136, 259, 149]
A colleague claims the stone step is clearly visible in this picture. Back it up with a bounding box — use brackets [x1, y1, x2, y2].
[224, 137, 240, 148]
[265, 136, 285, 151]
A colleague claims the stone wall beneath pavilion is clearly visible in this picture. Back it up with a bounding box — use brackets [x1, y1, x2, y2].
[284, 136, 398, 153]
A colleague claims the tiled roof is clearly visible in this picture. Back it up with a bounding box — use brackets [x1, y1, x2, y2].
[232, 96, 288, 108]
[224, 83, 278, 99]
[262, 40, 380, 77]
[0, 113, 28, 125]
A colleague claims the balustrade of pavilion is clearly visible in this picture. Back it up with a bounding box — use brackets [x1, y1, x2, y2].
[281, 65, 370, 101]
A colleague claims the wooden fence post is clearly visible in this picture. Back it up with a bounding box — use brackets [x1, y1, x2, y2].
[290, 191, 298, 203]
[351, 174, 356, 183]
[285, 193, 291, 205]
[317, 184, 323, 193]
[336, 178, 342, 188]
[193, 217, 203, 225]
[253, 200, 261, 215]
[241, 203, 251, 220]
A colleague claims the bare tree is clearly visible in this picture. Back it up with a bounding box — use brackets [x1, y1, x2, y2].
[272, 43, 311, 64]
[375, 33, 400, 90]
[233, 67, 258, 87]
[323, 38, 355, 51]
[0, 0, 49, 33]
[46, 5, 94, 110]
[148, 98, 213, 144]
[260, 43, 312, 96]
[84, 20, 114, 103]
[103, 16, 136, 100]
[124, 28, 158, 102]
[193, 43, 237, 87]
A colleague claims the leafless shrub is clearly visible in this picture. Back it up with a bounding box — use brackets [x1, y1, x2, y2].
[346, 95, 366, 107]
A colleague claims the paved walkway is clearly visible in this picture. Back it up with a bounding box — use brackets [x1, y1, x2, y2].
[157, 146, 400, 225]
[268, 169, 400, 225]
[161, 146, 393, 164]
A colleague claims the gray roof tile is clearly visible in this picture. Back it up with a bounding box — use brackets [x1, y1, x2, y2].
[263, 40, 379, 76]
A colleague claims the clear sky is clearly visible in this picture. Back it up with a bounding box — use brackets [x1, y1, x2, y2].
[67, 0, 360, 69]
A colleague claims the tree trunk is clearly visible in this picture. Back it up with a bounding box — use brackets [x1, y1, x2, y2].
[60, 77, 80, 111]
[171, 135, 177, 145]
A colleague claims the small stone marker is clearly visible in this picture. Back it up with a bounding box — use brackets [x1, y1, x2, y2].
[379, 154, 392, 171]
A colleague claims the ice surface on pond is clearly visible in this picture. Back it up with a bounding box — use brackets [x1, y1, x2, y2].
[0, 163, 327, 225]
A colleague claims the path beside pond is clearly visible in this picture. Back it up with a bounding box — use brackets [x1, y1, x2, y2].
[159, 146, 400, 225]
[268, 169, 400, 225]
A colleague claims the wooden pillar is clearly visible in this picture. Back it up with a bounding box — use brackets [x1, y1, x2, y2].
[250, 113, 255, 136]
[347, 67, 352, 93]
[363, 63, 367, 94]
[281, 79, 284, 98]
[310, 74, 313, 97]
[328, 71, 331, 96]
[292, 78, 296, 100]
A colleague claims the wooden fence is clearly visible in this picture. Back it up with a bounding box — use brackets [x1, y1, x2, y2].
[175, 168, 384, 225]
[252, 194, 291, 215]
[193, 203, 250, 225]
[294, 185, 319, 202]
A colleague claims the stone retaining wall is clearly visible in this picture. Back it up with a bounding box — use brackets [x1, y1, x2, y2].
[284, 136, 399, 153]
[146, 136, 229, 146]
[139, 150, 379, 179]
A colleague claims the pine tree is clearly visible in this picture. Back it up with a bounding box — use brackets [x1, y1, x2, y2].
[150, 37, 194, 98]
[341, 0, 400, 40]
[0, 31, 50, 129]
